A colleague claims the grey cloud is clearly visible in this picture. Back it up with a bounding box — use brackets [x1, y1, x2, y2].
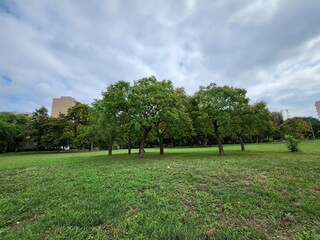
[0, 0, 319, 117]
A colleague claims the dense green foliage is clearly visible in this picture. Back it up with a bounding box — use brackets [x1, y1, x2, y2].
[0, 141, 319, 239]
[0, 112, 31, 152]
[2, 77, 320, 154]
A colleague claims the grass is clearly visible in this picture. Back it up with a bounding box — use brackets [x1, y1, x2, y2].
[0, 141, 319, 239]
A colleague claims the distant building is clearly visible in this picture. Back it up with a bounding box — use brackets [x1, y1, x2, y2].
[51, 96, 76, 117]
[316, 101, 320, 119]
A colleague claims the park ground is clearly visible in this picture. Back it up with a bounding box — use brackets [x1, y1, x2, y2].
[0, 141, 319, 239]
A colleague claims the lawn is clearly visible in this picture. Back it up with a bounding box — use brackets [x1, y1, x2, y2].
[0, 141, 319, 239]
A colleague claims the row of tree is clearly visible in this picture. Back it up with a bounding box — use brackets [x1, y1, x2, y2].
[1, 76, 319, 155]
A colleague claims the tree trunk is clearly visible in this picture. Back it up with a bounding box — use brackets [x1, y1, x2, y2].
[139, 138, 145, 158]
[159, 134, 164, 155]
[213, 122, 224, 156]
[139, 129, 149, 158]
[239, 135, 245, 151]
[128, 143, 131, 154]
[108, 137, 113, 156]
[90, 141, 93, 151]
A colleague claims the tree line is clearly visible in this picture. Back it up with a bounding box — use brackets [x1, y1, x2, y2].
[1, 76, 318, 155]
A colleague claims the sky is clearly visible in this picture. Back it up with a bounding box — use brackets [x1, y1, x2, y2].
[1, 0, 320, 118]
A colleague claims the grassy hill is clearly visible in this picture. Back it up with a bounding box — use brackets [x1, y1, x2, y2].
[1, 141, 319, 239]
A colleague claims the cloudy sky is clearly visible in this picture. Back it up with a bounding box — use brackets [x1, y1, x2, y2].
[1, 0, 320, 118]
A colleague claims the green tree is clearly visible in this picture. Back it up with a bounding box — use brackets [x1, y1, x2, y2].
[129, 76, 190, 157]
[281, 118, 310, 139]
[94, 81, 131, 156]
[270, 111, 284, 140]
[189, 97, 213, 146]
[193, 83, 248, 156]
[153, 87, 192, 155]
[0, 112, 31, 152]
[281, 118, 310, 152]
[230, 101, 273, 150]
[66, 102, 90, 141]
[0, 119, 15, 152]
[74, 110, 108, 151]
[44, 114, 73, 151]
[30, 107, 50, 151]
[297, 117, 320, 139]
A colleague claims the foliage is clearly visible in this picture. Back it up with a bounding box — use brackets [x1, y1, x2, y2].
[44, 114, 73, 150]
[227, 101, 272, 150]
[193, 83, 249, 156]
[74, 113, 108, 151]
[3, 77, 314, 155]
[93, 81, 132, 155]
[0, 113, 31, 152]
[281, 118, 310, 139]
[270, 111, 284, 140]
[285, 134, 301, 152]
[66, 102, 91, 141]
[30, 106, 50, 151]
[129, 76, 192, 157]
[1, 141, 319, 239]
[297, 117, 320, 139]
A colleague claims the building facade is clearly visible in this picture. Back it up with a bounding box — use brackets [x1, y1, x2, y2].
[316, 101, 320, 119]
[51, 96, 76, 117]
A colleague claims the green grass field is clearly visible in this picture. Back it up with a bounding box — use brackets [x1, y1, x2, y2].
[0, 141, 319, 239]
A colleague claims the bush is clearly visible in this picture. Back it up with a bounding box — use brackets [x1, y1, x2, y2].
[285, 135, 301, 152]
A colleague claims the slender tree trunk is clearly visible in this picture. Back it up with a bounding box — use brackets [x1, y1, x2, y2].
[159, 134, 164, 155]
[90, 140, 93, 151]
[239, 135, 245, 151]
[139, 129, 149, 158]
[128, 143, 131, 154]
[139, 138, 145, 158]
[213, 122, 224, 156]
[108, 137, 113, 156]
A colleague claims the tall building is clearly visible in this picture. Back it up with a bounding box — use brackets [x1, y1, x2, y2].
[51, 96, 76, 117]
[316, 101, 320, 119]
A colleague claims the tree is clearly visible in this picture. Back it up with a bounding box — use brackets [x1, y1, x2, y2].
[193, 83, 249, 156]
[281, 118, 310, 139]
[0, 119, 15, 152]
[0, 112, 31, 152]
[153, 87, 192, 155]
[229, 101, 273, 150]
[74, 109, 108, 151]
[129, 76, 162, 157]
[66, 102, 90, 142]
[129, 76, 191, 157]
[270, 111, 284, 140]
[249, 102, 273, 144]
[30, 107, 50, 151]
[44, 114, 73, 151]
[189, 97, 213, 146]
[296, 117, 320, 139]
[94, 81, 131, 156]
[281, 118, 310, 152]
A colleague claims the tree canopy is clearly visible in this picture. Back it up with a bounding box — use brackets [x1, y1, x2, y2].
[3, 76, 316, 155]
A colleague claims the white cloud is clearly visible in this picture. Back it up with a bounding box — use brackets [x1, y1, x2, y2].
[0, 0, 320, 118]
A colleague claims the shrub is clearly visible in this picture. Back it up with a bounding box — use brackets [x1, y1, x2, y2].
[285, 135, 301, 152]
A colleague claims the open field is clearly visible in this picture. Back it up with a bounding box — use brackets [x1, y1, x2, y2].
[0, 141, 319, 239]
